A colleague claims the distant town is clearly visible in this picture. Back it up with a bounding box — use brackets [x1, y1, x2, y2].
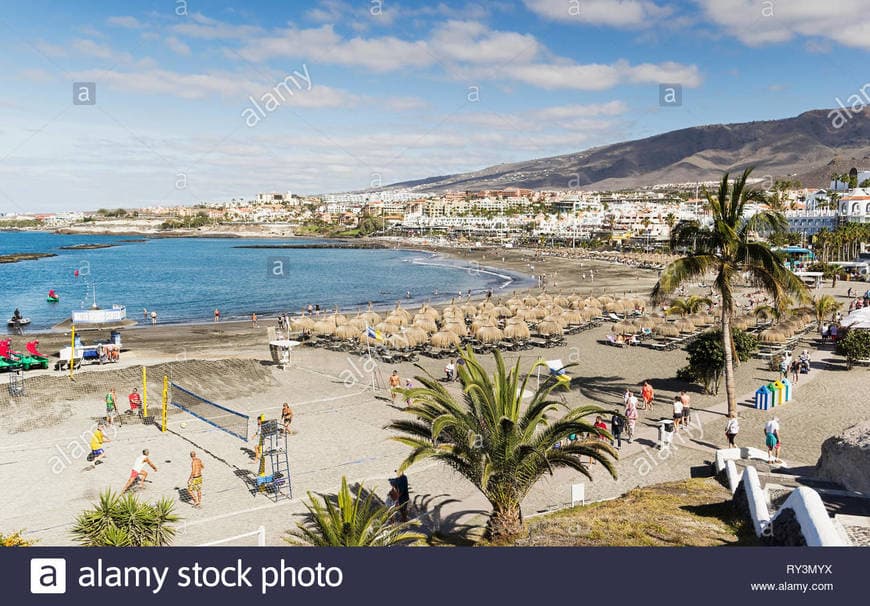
[3, 169, 869, 255]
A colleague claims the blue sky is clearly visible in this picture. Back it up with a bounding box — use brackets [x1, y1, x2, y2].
[0, 0, 867, 212]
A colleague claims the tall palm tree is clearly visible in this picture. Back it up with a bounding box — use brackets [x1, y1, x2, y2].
[652, 168, 809, 418]
[287, 477, 423, 546]
[388, 348, 617, 542]
[813, 295, 842, 328]
[71, 490, 179, 547]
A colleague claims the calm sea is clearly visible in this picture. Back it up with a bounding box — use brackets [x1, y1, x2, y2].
[0, 232, 530, 330]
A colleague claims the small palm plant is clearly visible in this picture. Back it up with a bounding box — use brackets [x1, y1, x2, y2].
[667, 295, 713, 317]
[71, 490, 179, 547]
[388, 348, 617, 542]
[813, 294, 842, 328]
[287, 476, 424, 546]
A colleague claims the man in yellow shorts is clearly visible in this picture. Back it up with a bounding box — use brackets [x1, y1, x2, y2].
[188, 450, 204, 507]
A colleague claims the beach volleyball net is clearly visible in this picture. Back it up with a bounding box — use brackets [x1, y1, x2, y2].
[169, 382, 249, 441]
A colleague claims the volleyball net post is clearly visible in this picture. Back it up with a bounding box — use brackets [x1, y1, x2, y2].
[69, 326, 76, 380]
[141, 366, 148, 417]
[161, 375, 168, 433]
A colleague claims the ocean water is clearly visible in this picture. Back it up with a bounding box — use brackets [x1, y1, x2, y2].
[0, 232, 530, 330]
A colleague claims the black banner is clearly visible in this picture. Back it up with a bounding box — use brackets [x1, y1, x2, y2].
[5, 547, 865, 605]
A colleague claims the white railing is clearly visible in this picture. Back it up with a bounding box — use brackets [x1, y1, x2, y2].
[198, 525, 266, 547]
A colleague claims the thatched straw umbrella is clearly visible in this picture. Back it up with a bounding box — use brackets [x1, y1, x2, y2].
[605, 301, 627, 314]
[331, 312, 348, 326]
[442, 304, 462, 317]
[347, 317, 367, 332]
[291, 316, 315, 332]
[506, 297, 523, 308]
[554, 295, 570, 307]
[760, 329, 786, 344]
[403, 326, 429, 345]
[386, 313, 409, 327]
[504, 322, 531, 340]
[386, 333, 412, 349]
[542, 314, 568, 329]
[654, 323, 680, 337]
[358, 331, 379, 346]
[461, 303, 478, 318]
[492, 305, 513, 318]
[471, 316, 498, 332]
[359, 303, 381, 324]
[523, 296, 539, 306]
[536, 320, 563, 336]
[418, 304, 440, 322]
[431, 330, 460, 348]
[312, 320, 336, 336]
[375, 321, 400, 335]
[636, 316, 659, 330]
[530, 305, 549, 320]
[732, 315, 753, 330]
[413, 318, 438, 333]
[476, 325, 504, 343]
[675, 318, 695, 334]
[443, 320, 468, 336]
[391, 305, 412, 324]
[598, 295, 614, 305]
[612, 320, 636, 334]
[561, 309, 584, 325]
[334, 324, 357, 340]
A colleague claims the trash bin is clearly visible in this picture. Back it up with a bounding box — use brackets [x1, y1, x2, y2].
[780, 378, 792, 402]
[657, 419, 675, 450]
[754, 385, 772, 410]
[773, 380, 785, 405]
[767, 382, 781, 407]
[110, 330, 122, 346]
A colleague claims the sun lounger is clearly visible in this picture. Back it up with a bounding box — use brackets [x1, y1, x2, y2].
[605, 334, 626, 348]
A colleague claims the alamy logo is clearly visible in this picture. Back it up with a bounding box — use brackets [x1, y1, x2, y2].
[30, 558, 67, 594]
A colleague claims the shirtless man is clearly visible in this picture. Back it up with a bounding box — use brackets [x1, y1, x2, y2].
[389, 370, 401, 404]
[188, 451, 204, 507]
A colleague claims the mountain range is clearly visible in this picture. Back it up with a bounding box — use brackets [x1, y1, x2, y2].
[387, 108, 870, 192]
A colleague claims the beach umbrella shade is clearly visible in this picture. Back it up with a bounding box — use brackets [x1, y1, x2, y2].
[536, 321, 563, 336]
[597, 296, 614, 305]
[347, 317, 368, 332]
[403, 326, 429, 346]
[413, 318, 438, 333]
[523, 296, 539, 306]
[334, 324, 357, 340]
[471, 316, 498, 332]
[291, 316, 315, 331]
[506, 297, 523, 308]
[475, 326, 504, 343]
[504, 322, 531, 340]
[635, 316, 659, 330]
[418, 305, 440, 321]
[430, 330, 461, 348]
[654, 323, 680, 337]
[732, 316, 752, 330]
[391, 306, 412, 323]
[561, 309, 584, 325]
[542, 314, 568, 329]
[442, 305, 462, 317]
[312, 320, 336, 336]
[461, 303, 478, 318]
[358, 331, 379, 345]
[443, 321, 468, 336]
[386, 313, 409, 327]
[386, 333, 414, 349]
[375, 321, 400, 335]
[530, 306, 549, 320]
[478, 300, 495, 312]
[675, 318, 695, 334]
[612, 321, 636, 334]
[331, 312, 348, 326]
[360, 310, 381, 325]
[493, 305, 513, 318]
[760, 329, 786, 344]
[554, 296, 570, 307]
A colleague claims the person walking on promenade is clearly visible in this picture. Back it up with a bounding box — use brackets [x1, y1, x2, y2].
[624, 392, 638, 444]
[765, 417, 782, 464]
[610, 411, 624, 449]
[122, 449, 157, 493]
[281, 402, 293, 434]
[672, 395, 684, 432]
[188, 451, 204, 508]
[389, 370, 401, 405]
[725, 416, 739, 447]
[679, 390, 691, 425]
[641, 381, 654, 411]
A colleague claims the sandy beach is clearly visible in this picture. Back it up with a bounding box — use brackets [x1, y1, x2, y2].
[1, 243, 867, 546]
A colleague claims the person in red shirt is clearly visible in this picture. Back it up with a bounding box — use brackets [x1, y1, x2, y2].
[641, 381, 654, 410]
[128, 387, 142, 412]
[594, 416, 608, 439]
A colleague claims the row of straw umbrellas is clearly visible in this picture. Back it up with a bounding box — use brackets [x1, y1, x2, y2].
[290, 293, 649, 348]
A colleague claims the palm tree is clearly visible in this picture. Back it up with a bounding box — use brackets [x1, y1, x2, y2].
[813, 295, 842, 329]
[287, 477, 424, 546]
[71, 490, 179, 546]
[388, 348, 617, 542]
[666, 295, 713, 317]
[652, 168, 809, 418]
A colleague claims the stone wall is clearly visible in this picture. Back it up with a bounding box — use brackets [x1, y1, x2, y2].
[815, 421, 870, 493]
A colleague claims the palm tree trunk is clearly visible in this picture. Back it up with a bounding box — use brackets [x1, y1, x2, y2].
[487, 501, 524, 542]
[721, 308, 737, 418]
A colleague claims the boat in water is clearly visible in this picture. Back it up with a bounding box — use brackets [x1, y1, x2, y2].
[47, 289, 59, 303]
[7, 317, 30, 327]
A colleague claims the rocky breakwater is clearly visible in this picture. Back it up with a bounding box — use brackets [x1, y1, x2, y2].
[815, 420, 870, 493]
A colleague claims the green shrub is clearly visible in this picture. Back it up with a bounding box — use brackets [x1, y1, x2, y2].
[837, 329, 870, 369]
[682, 328, 758, 394]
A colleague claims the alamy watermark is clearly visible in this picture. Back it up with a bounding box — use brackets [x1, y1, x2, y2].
[242, 65, 313, 128]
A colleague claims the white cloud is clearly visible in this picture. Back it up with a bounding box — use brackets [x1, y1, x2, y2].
[172, 12, 264, 40]
[236, 25, 433, 72]
[429, 20, 541, 64]
[697, 0, 870, 50]
[510, 59, 701, 90]
[524, 0, 671, 27]
[165, 37, 191, 56]
[383, 96, 430, 111]
[72, 39, 134, 63]
[107, 16, 144, 29]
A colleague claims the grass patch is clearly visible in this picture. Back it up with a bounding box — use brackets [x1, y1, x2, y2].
[513, 478, 759, 547]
